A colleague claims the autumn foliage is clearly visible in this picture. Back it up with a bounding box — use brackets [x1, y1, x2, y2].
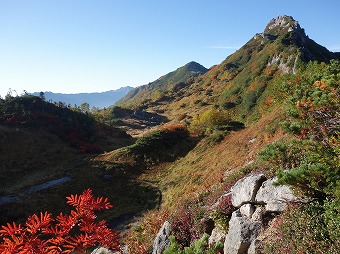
[0, 189, 120, 254]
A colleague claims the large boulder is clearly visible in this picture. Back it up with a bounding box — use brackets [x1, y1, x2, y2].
[255, 177, 297, 212]
[152, 221, 171, 254]
[224, 210, 262, 254]
[231, 174, 266, 207]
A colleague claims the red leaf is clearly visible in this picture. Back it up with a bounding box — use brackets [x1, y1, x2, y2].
[25, 212, 53, 234]
[0, 222, 22, 237]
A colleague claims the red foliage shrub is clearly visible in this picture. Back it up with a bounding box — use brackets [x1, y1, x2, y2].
[216, 193, 233, 215]
[0, 189, 120, 254]
[172, 210, 199, 249]
[162, 124, 187, 132]
[171, 207, 205, 249]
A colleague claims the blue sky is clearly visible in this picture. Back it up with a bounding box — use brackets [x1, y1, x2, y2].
[1, 0, 339, 97]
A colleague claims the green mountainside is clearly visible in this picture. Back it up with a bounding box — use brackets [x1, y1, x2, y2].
[116, 61, 208, 108]
[116, 16, 339, 124]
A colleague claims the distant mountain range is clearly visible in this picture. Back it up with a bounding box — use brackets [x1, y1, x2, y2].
[32, 86, 134, 109]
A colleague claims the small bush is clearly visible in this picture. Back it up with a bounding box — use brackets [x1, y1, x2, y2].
[206, 132, 225, 145]
[259, 139, 340, 199]
[210, 194, 233, 230]
[164, 234, 222, 254]
[189, 108, 230, 135]
[171, 210, 201, 249]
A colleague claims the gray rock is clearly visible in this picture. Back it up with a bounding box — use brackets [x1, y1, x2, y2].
[152, 221, 171, 254]
[251, 206, 266, 222]
[224, 210, 262, 254]
[239, 204, 255, 218]
[208, 226, 227, 248]
[231, 174, 267, 207]
[255, 177, 297, 212]
[248, 239, 261, 254]
[91, 246, 128, 254]
[91, 247, 114, 254]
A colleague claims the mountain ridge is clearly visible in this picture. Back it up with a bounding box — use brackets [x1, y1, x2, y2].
[119, 15, 339, 123]
[32, 86, 133, 109]
[116, 61, 208, 108]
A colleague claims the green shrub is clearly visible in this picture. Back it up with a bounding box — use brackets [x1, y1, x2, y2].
[281, 60, 340, 141]
[116, 126, 192, 165]
[259, 138, 339, 199]
[259, 60, 340, 200]
[164, 234, 223, 254]
[242, 84, 266, 111]
[206, 132, 225, 145]
[189, 108, 230, 135]
[259, 60, 340, 253]
[163, 236, 181, 254]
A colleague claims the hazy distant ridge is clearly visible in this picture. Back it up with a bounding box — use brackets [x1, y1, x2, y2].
[32, 86, 134, 108]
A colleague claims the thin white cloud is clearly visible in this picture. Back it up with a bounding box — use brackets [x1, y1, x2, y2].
[327, 45, 340, 51]
[208, 46, 240, 49]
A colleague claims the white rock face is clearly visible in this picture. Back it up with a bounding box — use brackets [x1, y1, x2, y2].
[231, 174, 266, 207]
[248, 239, 261, 254]
[267, 16, 290, 30]
[255, 177, 297, 212]
[266, 15, 301, 32]
[152, 221, 171, 254]
[91, 246, 128, 254]
[251, 206, 266, 222]
[239, 204, 255, 218]
[224, 210, 262, 254]
[220, 174, 299, 253]
[91, 247, 114, 254]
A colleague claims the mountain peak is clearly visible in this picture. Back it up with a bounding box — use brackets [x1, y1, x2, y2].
[251, 15, 337, 62]
[185, 61, 208, 73]
[263, 15, 305, 37]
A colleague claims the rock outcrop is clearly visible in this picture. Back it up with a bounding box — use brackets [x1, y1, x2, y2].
[153, 174, 298, 254]
[151, 174, 299, 254]
[152, 221, 171, 254]
[255, 177, 297, 212]
[230, 174, 266, 208]
[223, 174, 298, 254]
[91, 247, 114, 254]
[224, 210, 262, 254]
